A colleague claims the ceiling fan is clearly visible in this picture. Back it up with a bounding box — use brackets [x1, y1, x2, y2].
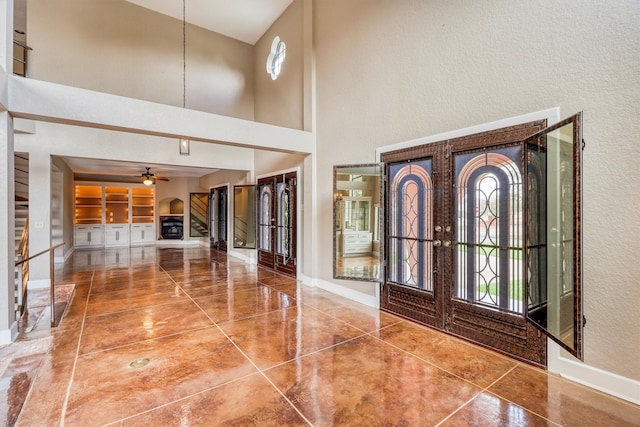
[140, 167, 170, 185]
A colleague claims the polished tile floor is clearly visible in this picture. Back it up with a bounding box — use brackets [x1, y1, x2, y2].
[13, 246, 640, 426]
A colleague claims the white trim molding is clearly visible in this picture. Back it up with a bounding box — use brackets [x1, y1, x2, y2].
[0, 321, 18, 345]
[548, 342, 640, 405]
[299, 273, 378, 308]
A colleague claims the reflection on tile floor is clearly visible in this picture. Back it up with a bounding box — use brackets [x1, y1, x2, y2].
[12, 247, 640, 426]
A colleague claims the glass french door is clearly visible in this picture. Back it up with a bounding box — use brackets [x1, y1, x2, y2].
[257, 172, 297, 276]
[382, 115, 583, 366]
[210, 186, 228, 251]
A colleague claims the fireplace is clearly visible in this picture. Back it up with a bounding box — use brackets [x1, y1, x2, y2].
[160, 216, 184, 239]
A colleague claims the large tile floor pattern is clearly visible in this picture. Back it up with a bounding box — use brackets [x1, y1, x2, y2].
[13, 247, 640, 426]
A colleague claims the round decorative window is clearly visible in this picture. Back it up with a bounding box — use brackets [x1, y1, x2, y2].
[266, 36, 286, 80]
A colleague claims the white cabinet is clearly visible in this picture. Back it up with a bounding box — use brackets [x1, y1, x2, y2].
[105, 224, 130, 247]
[74, 183, 155, 248]
[130, 224, 155, 245]
[74, 225, 104, 247]
[339, 196, 373, 255]
[343, 232, 373, 255]
[342, 197, 371, 232]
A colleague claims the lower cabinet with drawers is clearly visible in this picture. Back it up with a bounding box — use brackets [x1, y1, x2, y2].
[130, 224, 156, 245]
[342, 232, 373, 255]
[105, 224, 130, 247]
[74, 225, 105, 248]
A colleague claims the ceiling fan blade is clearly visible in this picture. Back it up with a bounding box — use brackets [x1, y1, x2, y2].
[155, 176, 170, 181]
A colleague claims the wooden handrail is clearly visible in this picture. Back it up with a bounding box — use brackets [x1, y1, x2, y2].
[14, 242, 64, 267]
[15, 242, 65, 327]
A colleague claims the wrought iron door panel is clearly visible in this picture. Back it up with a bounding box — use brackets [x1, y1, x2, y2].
[382, 120, 554, 366]
[382, 150, 444, 329]
[257, 177, 276, 269]
[257, 172, 297, 277]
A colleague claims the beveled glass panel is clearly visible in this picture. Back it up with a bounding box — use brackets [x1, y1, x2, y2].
[525, 113, 582, 360]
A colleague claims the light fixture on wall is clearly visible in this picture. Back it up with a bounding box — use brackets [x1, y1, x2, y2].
[179, 0, 191, 156]
[179, 137, 190, 155]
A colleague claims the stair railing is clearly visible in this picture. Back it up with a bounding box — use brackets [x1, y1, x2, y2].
[15, 218, 29, 318]
[15, 242, 65, 327]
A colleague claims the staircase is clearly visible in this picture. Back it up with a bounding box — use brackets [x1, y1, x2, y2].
[14, 154, 29, 320]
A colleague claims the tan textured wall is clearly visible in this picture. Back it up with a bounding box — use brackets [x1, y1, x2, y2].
[314, 0, 640, 380]
[27, 0, 255, 120]
[254, 0, 304, 129]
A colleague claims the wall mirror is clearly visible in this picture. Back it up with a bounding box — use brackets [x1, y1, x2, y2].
[334, 164, 384, 281]
[233, 185, 256, 249]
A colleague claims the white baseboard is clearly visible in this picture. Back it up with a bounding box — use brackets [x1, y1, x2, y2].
[299, 274, 377, 307]
[155, 239, 201, 247]
[54, 246, 74, 264]
[27, 278, 50, 290]
[548, 342, 640, 405]
[227, 249, 257, 265]
[0, 322, 18, 345]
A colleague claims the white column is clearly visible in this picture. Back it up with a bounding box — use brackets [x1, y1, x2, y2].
[0, 0, 16, 344]
[0, 112, 16, 344]
[27, 151, 52, 288]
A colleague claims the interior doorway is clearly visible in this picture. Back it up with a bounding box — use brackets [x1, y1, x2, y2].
[257, 171, 297, 277]
[210, 185, 228, 251]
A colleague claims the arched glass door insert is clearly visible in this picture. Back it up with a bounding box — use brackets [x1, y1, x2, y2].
[389, 159, 434, 291]
[454, 147, 524, 313]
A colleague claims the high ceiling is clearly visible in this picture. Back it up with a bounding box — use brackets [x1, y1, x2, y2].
[124, 0, 294, 45]
[15, 0, 294, 178]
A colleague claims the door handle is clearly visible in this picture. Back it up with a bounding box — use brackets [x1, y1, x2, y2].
[433, 240, 442, 247]
[443, 240, 452, 247]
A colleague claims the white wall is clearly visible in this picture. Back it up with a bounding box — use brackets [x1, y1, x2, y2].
[27, 0, 255, 120]
[254, 0, 304, 129]
[314, 0, 640, 384]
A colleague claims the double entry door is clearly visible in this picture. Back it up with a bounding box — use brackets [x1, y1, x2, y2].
[381, 115, 583, 366]
[257, 172, 297, 276]
[210, 186, 228, 251]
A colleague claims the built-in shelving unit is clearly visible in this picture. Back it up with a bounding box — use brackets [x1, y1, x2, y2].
[74, 183, 156, 247]
[75, 185, 103, 224]
[340, 196, 373, 255]
[105, 186, 129, 224]
[131, 187, 155, 223]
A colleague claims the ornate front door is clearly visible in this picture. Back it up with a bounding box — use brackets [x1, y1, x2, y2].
[257, 172, 297, 276]
[382, 117, 583, 366]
